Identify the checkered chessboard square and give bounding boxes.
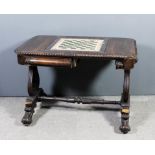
[50,38,104,52]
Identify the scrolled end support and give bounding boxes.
[22,65,46,126]
[119,69,131,134]
[115,58,136,70]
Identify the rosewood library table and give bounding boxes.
[15,35,137,134]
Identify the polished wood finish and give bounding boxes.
[15,35,137,134]
[38,96,120,105]
[120,70,130,133]
[16,35,137,68]
[21,56,75,67]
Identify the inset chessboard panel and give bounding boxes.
[50,38,104,52]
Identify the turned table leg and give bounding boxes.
[22,66,46,126]
[119,69,131,134]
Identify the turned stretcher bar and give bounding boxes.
[37,96,121,105]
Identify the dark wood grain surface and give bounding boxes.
[15,35,137,61]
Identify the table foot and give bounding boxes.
[22,111,33,126]
[120,124,130,134]
[21,102,36,126]
[120,112,130,134]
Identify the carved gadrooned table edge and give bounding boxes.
[15,35,137,134]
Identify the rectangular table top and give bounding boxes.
[15,35,137,61]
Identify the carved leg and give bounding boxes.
[22,66,45,126]
[120,70,131,134]
[22,97,37,125]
